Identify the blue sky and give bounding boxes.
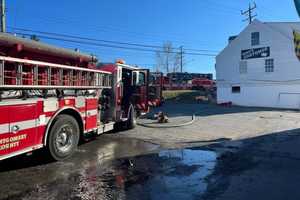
[6,0,300,75]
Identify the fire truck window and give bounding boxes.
[137,72,145,86]
[132,72,137,86]
[122,69,132,88]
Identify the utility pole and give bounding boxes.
[180,46,184,73]
[241,2,257,24]
[0,0,5,32]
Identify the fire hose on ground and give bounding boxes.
[136,114,196,129]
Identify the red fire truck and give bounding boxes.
[0,33,149,161]
[191,78,215,91]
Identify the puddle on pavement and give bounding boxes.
[2,148,217,200]
[119,149,218,200]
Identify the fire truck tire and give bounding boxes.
[47,114,80,161]
[127,106,136,129]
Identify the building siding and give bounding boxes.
[216,20,300,109]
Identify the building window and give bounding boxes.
[239,61,247,74]
[232,86,241,93]
[251,32,260,46]
[265,59,274,72]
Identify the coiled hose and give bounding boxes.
[137,114,196,128]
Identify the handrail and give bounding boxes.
[0,56,112,89]
[0,56,111,74]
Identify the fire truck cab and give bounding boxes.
[99,61,150,128]
[0,33,149,161]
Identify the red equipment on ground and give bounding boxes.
[0,33,149,161]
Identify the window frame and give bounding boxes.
[251,32,260,46]
[239,61,247,74]
[232,86,241,94]
[138,72,146,86]
[265,59,274,73]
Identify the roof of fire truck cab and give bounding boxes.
[117,63,142,70]
[98,63,142,71]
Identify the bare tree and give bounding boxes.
[173,52,181,72]
[155,42,175,73]
[155,42,185,74]
[155,51,164,72]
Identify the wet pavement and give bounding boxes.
[100,149,217,200]
[0,135,217,200]
[3,133,300,200]
[4,102,300,200]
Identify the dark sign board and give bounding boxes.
[241,47,270,60]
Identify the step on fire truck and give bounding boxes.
[0,33,149,161]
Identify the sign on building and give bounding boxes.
[241,47,270,60]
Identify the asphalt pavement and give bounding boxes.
[2,102,300,200]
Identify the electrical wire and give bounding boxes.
[9,31,217,57]
[8,26,220,53]
[6,5,238,47]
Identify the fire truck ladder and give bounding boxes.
[0,56,112,91]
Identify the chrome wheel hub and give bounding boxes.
[56,126,73,153]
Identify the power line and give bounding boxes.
[9,15,208,47]
[241,2,257,24]
[50,42,158,59]
[9,27,164,50]
[10,31,217,57]
[184,48,219,53]
[7,5,226,48]
[8,26,220,53]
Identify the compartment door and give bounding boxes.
[85,99,98,131]
[133,69,149,112]
[0,104,38,157]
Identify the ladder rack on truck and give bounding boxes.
[0,56,111,90]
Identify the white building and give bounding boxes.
[216,19,300,109]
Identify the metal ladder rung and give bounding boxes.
[0,61,4,85]
[0,59,112,89]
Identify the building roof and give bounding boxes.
[264,21,300,38]
[217,19,300,58]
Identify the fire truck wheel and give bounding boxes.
[47,115,80,161]
[127,107,136,129]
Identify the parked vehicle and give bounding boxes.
[191,78,215,91]
[0,34,149,161]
